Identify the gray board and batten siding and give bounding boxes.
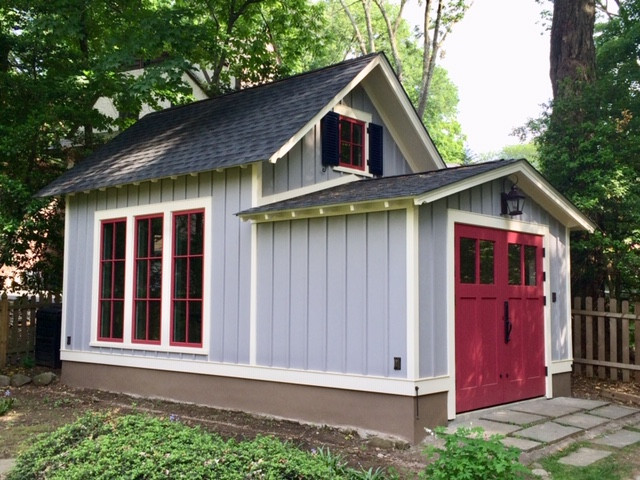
[64,168,254,363]
[255,210,407,378]
[65,168,571,378]
[261,86,412,197]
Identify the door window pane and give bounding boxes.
[479,240,495,284]
[508,243,522,285]
[460,237,476,283]
[525,245,537,286]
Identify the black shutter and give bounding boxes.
[368,122,383,176]
[321,111,340,167]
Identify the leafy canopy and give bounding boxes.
[534,0,640,298]
[0,0,322,294]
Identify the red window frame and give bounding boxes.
[170,209,204,347]
[98,218,126,342]
[339,116,366,170]
[132,215,163,344]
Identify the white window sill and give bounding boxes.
[89,341,208,355]
[333,166,374,178]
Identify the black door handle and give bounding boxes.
[504,301,512,344]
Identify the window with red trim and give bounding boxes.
[171,210,204,346]
[339,116,365,170]
[98,219,126,341]
[133,215,163,344]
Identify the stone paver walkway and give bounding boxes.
[448,397,640,470]
[0,459,15,479]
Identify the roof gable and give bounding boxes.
[39,53,444,197]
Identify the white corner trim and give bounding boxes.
[249,223,258,365]
[60,198,72,353]
[60,350,451,397]
[565,227,573,361]
[406,205,420,380]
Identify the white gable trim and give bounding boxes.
[268,54,445,173]
[361,59,445,172]
[268,56,381,165]
[414,160,596,232]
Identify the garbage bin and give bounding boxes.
[35,304,62,368]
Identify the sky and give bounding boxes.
[407,0,553,156]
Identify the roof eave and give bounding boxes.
[239,197,414,223]
[414,159,596,232]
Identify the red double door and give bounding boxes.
[455,223,546,413]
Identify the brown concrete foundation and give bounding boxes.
[552,371,572,398]
[62,361,448,443]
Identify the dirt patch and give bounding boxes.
[0,368,427,476]
[2,369,640,477]
[571,374,640,406]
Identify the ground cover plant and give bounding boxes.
[421,426,529,479]
[6,412,394,479]
[0,390,13,416]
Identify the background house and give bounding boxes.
[39,53,594,443]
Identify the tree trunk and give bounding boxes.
[550,0,596,99]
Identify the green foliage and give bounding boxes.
[539,441,630,480]
[532,0,640,298]
[20,356,35,369]
[420,426,529,480]
[7,412,395,479]
[0,390,14,416]
[315,0,467,164]
[0,0,322,295]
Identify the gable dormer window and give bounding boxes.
[321,107,383,177]
[339,116,365,170]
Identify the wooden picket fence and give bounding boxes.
[0,292,60,368]
[572,297,640,383]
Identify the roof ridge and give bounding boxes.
[141,53,383,120]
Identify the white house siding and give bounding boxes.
[255,210,407,378]
[260,86,412,197]
[417,178,572,378]
[63,168,253,363]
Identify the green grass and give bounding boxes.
[538,442,633,480]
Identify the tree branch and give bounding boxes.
[339,0,368,55]
[372,0,403,81]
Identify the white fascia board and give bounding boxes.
[413,161,596,232]
[361,60,446,172]
[241,198,413,224]
[268,56,382,164]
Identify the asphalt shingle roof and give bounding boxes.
[238,159,522,216]
[39,54,382,197]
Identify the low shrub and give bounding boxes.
[0,390,14,416]
[421,426,529,479]
[7,412,393,479]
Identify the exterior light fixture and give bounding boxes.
[501,177,526,216]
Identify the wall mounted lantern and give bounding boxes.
[501,177,526,216]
